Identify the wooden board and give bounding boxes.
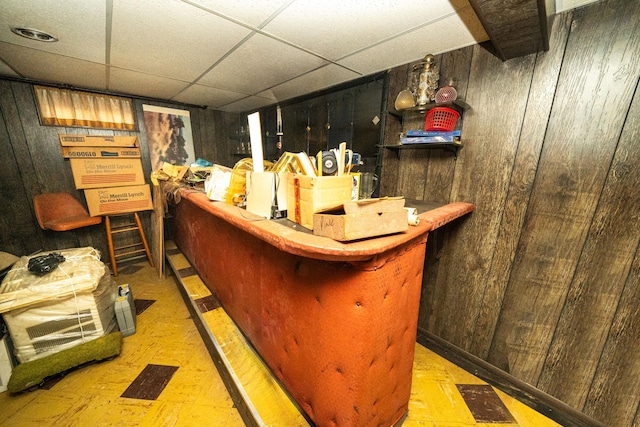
[428,46,537,349]
[150,183,164,278]
[489,0,640,394]
[0,81,44,256]
[469,11,571,359]
[469,0,553,60]
[534,2,640,417]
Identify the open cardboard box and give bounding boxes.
[313,197,408,241]
[287,174,353,230]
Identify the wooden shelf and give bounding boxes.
[381,141,462,159]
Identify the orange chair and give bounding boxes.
[33,192,102,231]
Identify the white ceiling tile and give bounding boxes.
[258,64,360,102]
[0,58,19,78]
[109,67,191,101]
[0,0,559,111]
[197,33,329,94]
[0,42,107,89]
[0,0,106,63]
[262,0,465,60]
[556,0,602,12]
[184,0,291,27]
[171,83,248,108]
[219,95,278,113]
[338,6,487,76]
[111,0,252,81]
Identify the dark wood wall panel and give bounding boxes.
[383,0,639,423]
[378,63,408,197]
[537,11,640,409]
[429,46,536,347]
[0,81,234,263]
[0,82,42,256]
[422,47,473,205]
[469,11,571,360]
[489,0,640,387]
[583,246,640,425]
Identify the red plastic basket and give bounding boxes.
[424,107,459,131]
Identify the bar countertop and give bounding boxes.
[175,188,474,262]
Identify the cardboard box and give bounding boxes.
[70,158,145,189]
[59,135,139,147]
[287,174,353,230]
[61,146,141,158]
[313,197,408,241]
[84,184,153,216]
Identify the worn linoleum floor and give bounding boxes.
[0,259,560,426]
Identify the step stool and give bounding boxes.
[105,212,154,276]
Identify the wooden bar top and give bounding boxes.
[176,187,474,262]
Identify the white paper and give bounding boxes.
[248,112,264,173]
[246,171,275,218]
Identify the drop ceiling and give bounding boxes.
[0,0,599,113]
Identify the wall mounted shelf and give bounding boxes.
[381,141,462,159]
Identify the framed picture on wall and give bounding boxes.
[142,105,195,171]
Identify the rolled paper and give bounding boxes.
[405,207,419,226]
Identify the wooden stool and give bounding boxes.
[105,212,154,276]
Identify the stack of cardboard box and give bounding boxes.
[59,135,152,216]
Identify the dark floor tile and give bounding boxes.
[117,264,144,275]
[195,294,221,313]
[120,364,179,400]
[457,384,516,423]
[177,266,197,278]
[39,373,66,390]
[134,299,156,315]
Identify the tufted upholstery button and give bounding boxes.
[174,196,430,427]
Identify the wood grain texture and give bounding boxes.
[470,0,551,60]
[489,0,640,388]
[535,5,640,417]
[427,46,535,348]
[581,248,640,425]
[379,65,408,197]
[469,12,571,359]
[0,81,43,255]
[0,83,231,265]
[423,47,473,204]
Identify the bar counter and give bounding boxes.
[171,188,473,426]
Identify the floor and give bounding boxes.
[0,253,561,427]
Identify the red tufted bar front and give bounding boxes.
[172,189,473,426]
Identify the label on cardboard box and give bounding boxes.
[70,158,145,189]
[61,146,141,158]
[59,135,139,147]
[84,184,153,216]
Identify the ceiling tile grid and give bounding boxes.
[0,0,598,112]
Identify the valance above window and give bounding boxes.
[34,85,136,130]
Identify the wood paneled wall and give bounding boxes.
[382,1,640,425]
[0,80,235,263]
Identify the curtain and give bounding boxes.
[34,86,136,130]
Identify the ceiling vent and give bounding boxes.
[10,27,58,42]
